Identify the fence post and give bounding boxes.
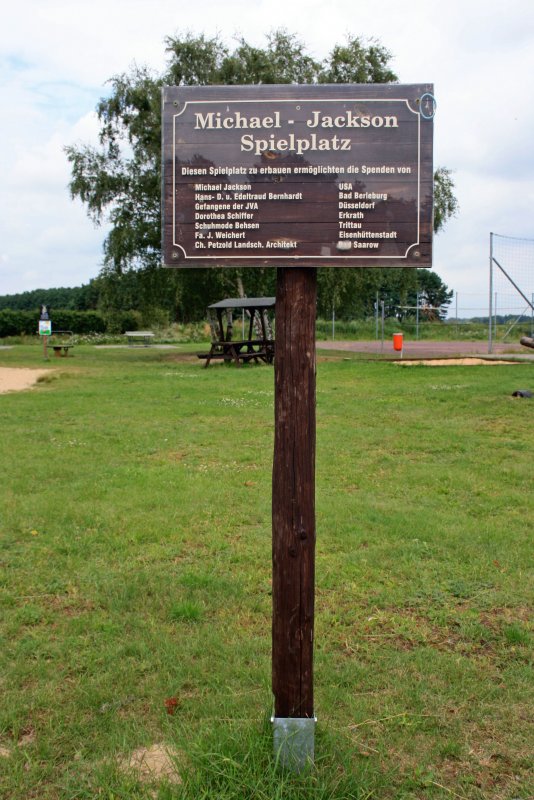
[332,304,335,341]
[489,232,494,354]
[381,301,385,353]
[375,292,379,340]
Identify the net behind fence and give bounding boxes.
[490,233,534,345]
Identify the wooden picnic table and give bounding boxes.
[198,297,275,368]
[48,330,75,357]
[125,331,155,347]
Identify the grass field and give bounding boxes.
[0,344,532,799]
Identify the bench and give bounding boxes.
[48,330,74,357]
[51,344,74,357]
[125,331,155,347]
[197,339,274,367]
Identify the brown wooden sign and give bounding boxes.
[161,82,436,767]
[162,84,434,268]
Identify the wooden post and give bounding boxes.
[272,266,316,727]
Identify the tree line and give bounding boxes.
[0,285,98,313]
[0,265,452,330]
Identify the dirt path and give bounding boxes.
[0,367,52,394]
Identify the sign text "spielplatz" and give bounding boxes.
[194,110,399,157]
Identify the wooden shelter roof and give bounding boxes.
[208,297,275,310]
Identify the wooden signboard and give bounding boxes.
[161,82,434,770]
[161,84,434,269]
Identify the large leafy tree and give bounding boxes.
[66,30,457,323]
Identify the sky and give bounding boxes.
[1,0,534,318]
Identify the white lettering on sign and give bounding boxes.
[241,133,351,156]
[193,109,399,155]
[306,111,398,129]
[194,111,282,129]
[164,85,434,266]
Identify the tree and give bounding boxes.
[319,35,397,84]
[66,30,458,322]
[413,269,454,319]
[433,166,459,233]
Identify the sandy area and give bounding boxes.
[397,358,522,366]
[0,367,53,394]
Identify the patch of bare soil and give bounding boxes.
[118,743,182,785]
[0,728,36,759]
[0,367,53,394]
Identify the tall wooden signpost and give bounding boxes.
[162,83,434,769]
[39,305,51,361]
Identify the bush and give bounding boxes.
[51,310,106,334]
[0,309,107,337]
[102,310,142,334]
[0,310,39,337]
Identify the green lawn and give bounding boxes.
[0,344,532,799]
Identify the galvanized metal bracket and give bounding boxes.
[272,716,317,772]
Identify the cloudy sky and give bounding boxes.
[1,0,534,317]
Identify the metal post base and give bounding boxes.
[272,716,316,772]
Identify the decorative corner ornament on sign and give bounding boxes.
[419,93,437,120]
